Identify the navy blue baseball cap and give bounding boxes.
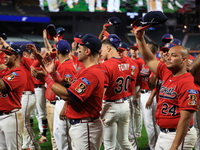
[106,34,121,50]
[160,43,175,52]
[77,34,102,53]
[132,11,168,31]
[161,34,173,43]
[20,45,31,53]
[118,42,130,51]
[56,40,71,53]
[105,17,121,27]
[56,27,65,37]
[171,38,182,46]
[130,42,138,50]
[1,44,23,57]
[74,32,84,43]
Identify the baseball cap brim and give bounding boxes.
[0,49,15,54]
[74,37,82,43]
[105,23,112,27]
[118,47,127,51]
[76,39,84,44]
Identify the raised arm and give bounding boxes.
[132,28,159,75]
[99,23,109,41]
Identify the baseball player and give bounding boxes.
[129,43,144,138]
[20,47,40,150]
[31,54,59,150]
[33,45,48,144]
[133,27,199,149]
[0,39,26,150]
[29,39,75,150]
[100,34,134,150]
[138,41,159,150]
[117,42,139,149]
[32,34,104,149]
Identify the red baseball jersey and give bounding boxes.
[0,66,27,112]
[156,62,199,128]
[126,57,139,96]
[57,58,76,84]
[139,64,151,90]
[71,55,85,73]
[67,64,104,119]
[133,57,145,86]
[21,57,35,92]
[101,57,132,100]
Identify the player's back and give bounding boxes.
[101,57,132,100]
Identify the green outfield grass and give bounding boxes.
[33,117,149,150]
[43,0,186,13]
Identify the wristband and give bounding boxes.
[51,71,62,83]
[44,74,55,88]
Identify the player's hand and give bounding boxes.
[136,90,141,99]
[59,105,67,120]
[30,66,46,81]
[43,29,47,39]
[53,36,59,43]
[42,56,56,74]
[71,42,76,51]
[145,99,153,109]
[187,59,193,71]
[133,99,138,108]
[130,27,145,41]
[103,23,109,31]
[0,37,4,45]
[26,44,38,56]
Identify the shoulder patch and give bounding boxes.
[12,72,18,76]
[188,94,197,105]
[64,74,72,77]
[188,89,198,94]
[75,83,86,94]
[81,78,91,85]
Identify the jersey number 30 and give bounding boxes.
[114,76,131,94]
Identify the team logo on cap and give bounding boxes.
[75,83,86,94]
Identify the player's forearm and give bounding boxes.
[51,83,72,101]
[136,37,154,63]
[44,74,72,101]
[189,54,200,82]
[136,37,158,74]
[0,79,9,92]
[170,110,194,149]
[148,75,157,89]
[44,37,52,51]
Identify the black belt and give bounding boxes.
[0,109,19,116]
[69,117,99,125]
[160,125,193,133]
[0,111,12,116]
[34,84,44,88]
[50,101,56,105]
[140,89,150,94]
[104,97,128,103]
